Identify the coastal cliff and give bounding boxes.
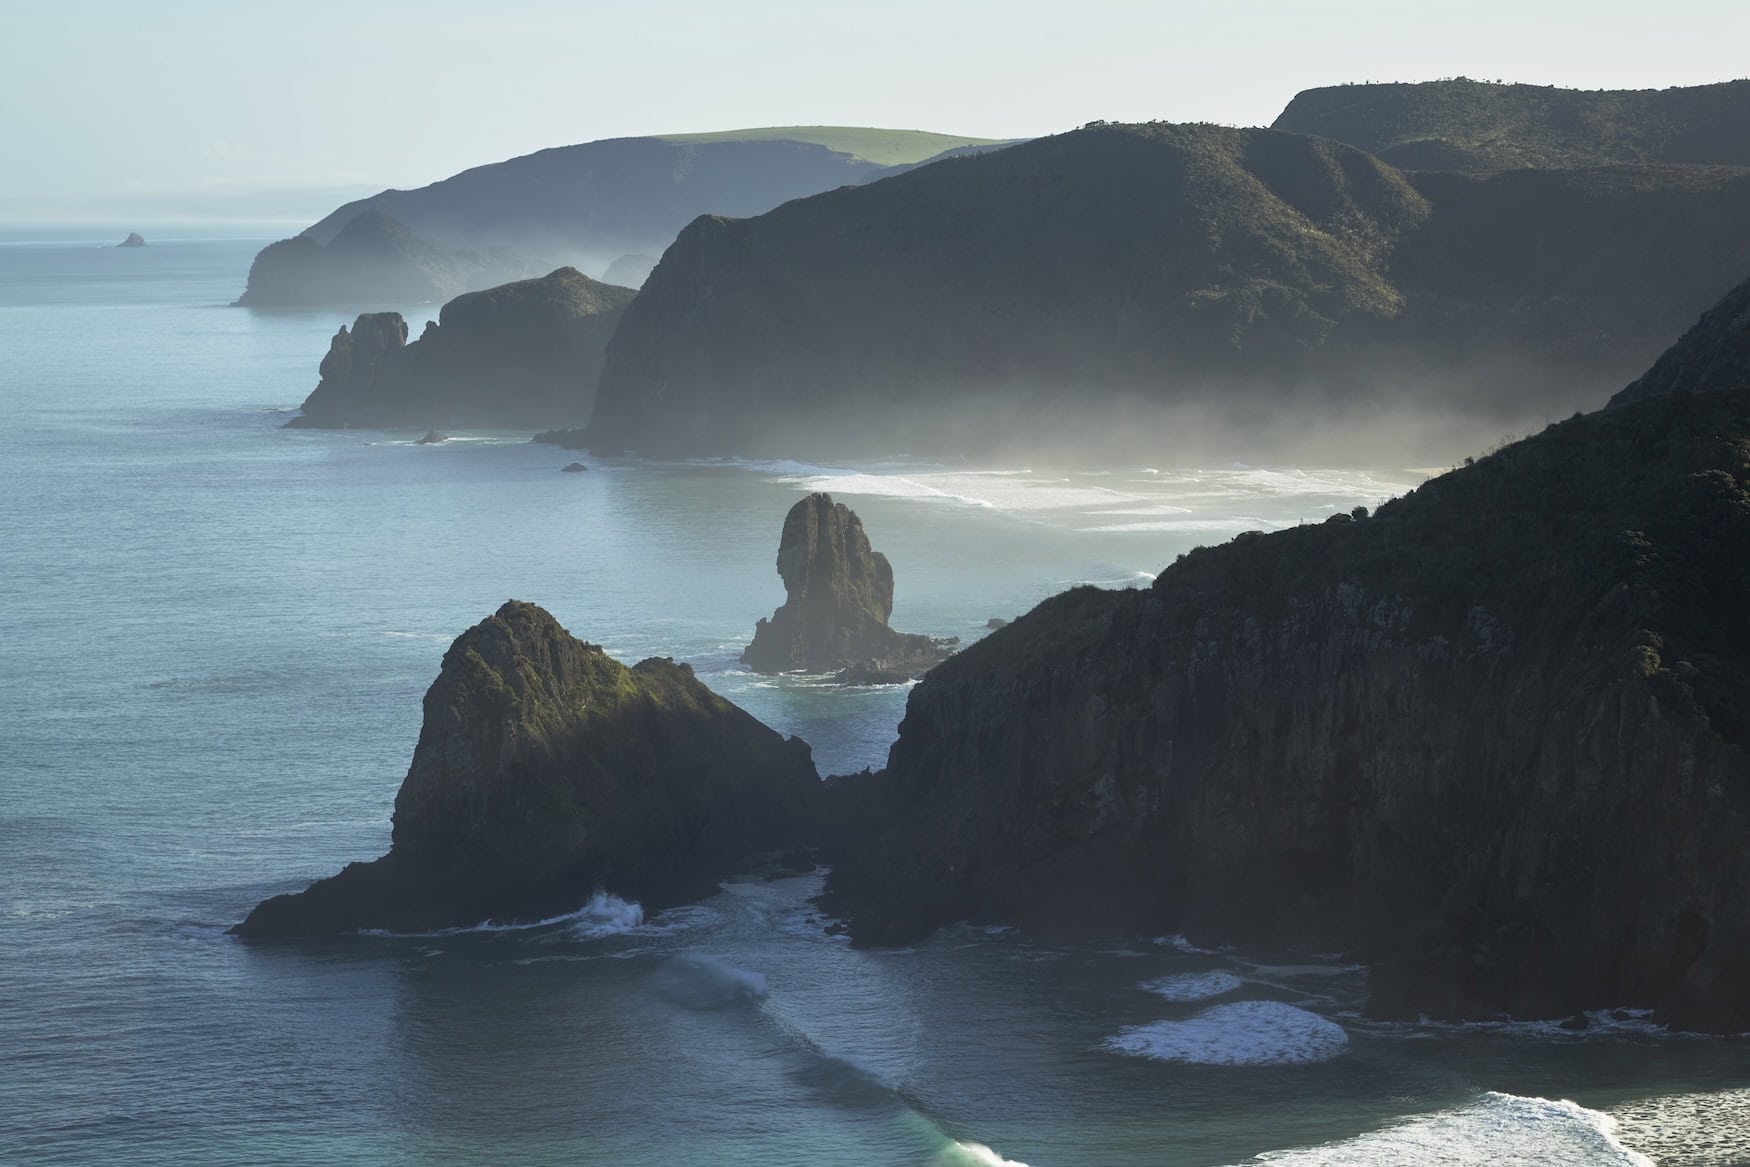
[287,267,635,429]
[234,601,819,936]
[743,493,952,681]
[822,389,1750,1031]
[583,121,1750,460]
[237,210,537,308]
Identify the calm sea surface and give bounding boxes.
[1,225,1745,1166]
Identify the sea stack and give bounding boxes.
[742,493,953,683]
[117,232,145,248]
[233,601,820,937]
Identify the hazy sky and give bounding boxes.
[5,0,1747,219]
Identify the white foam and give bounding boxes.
[1142,970,1244,1002]
[1606,1086,1750,1167]
[651,952,769,1008]
[564,890,646,938]
[1105,1000,1349,1066]
[1239,1092,1653,1166]
[1154,934,1220,955]
[934,1140,1033,1166]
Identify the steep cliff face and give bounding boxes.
[583,121,1750,460]
[234,601,819,936]
[1611,273,1750,406]
[742,493,951,680]
[286,267,635,429]
[1273,79,1750,171]
[236,210,537,308]
[823,390,1750,1031]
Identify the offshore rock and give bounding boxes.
[822,389,1750,1032]
[233,601,819,936]
[285,267,635,429]
[117,232,145,247]
[1610,272,1750,406]
[742,493,952,681]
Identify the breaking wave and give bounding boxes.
[1106,1000,1349,1066]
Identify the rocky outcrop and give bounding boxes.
[743,493,952,682]
[582,121,1750,461]
[1273,79,1750,171]
[117,232,145,247]
[236,210,537,308]
[822,389,1750,1032]
[285,267,636,429]
[1611,272,1750,406]
[233,601,819,937]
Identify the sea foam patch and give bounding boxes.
[1142,970,1243,1002]
[1238,1092,1653,1166]
[1106,1000,1349,1066]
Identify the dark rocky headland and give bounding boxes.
[583,118,1750,460]
[819,382,1750,1031]
[233,601,819,937]
[742,493,953,683]
[286,267,635,430]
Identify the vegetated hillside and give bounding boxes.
[236,209,537,307]
[288,267,636,429]
[1272,78,1750,171]
[822,386,1750,1032]
[1612,271,1750,406]
[583,121,1750,460]
[302,128,1005,261]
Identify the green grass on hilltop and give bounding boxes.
[650,126,1005,166]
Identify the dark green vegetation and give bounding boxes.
[233,601,819,937]
[586,121,1750,460]
[236,209,537,307]
[287,267,635,429]
[822,387,1750,1031]
[242,128,1007,307]
[1273,79,1750,171]
[742,493,953,683]
[1613,272,1750,406]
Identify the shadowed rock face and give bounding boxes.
[1611,273,1750,406]
[821,388,1750,1032]
[233,601,819,937]
[285,267,635,429]
[742,493,952,682]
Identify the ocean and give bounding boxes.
[1,225,1745,1166]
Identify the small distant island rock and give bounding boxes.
[117,232,145,248]
[561,462,588,472]
[285,266,636,430]
[742,493,954,683]
[232,601,820,937]
[415,429,448,445]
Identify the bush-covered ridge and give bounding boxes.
[1273,78,1750,171]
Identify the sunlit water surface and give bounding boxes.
[2,226,1745,1166]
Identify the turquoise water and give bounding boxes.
[2,226,1746,1166]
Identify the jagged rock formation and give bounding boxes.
[286,267,635,429]
[583,121,1750,461]
[1273,79,1750,171]
[821,387,1750,1032]
[236,210,538,308]
[242,129,1007,307]
[743,493,952,682]
[117,232,145,248]
[233,601,819,937]
[1611,272,1750,406]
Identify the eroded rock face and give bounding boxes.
[742,493,951,681]
[822,390,1750,1032]
[285,267,635,429]
[233,601,819,936]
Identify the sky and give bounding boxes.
[4,0,1748,221]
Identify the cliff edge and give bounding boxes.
[822,388,1750,1031]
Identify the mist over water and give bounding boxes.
[3,229,1748,1166]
